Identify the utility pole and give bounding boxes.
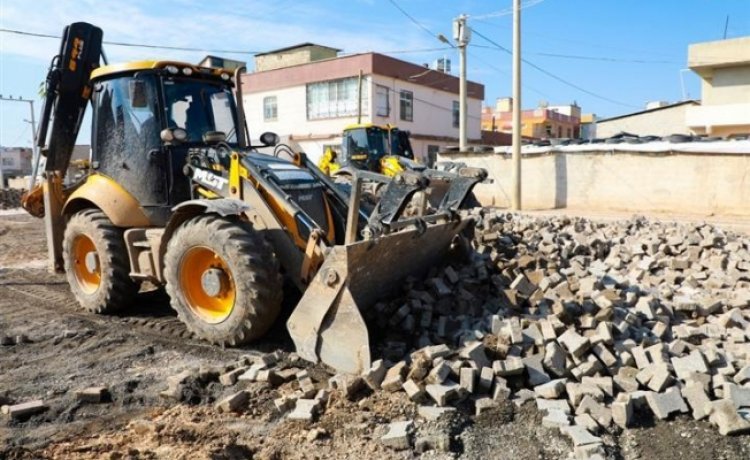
[357,69,364,125]
[454,14,471,151]
[511,0,522,210]
[0,95,39,189]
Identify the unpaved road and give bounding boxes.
[1,212,749,459]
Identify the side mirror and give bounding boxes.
[129,80,148,108]
[260,131,280,147]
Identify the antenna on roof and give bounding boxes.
[723,15,729,39]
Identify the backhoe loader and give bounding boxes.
[22,22,486,374]
[318,123,420,177]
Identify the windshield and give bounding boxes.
[163,78,238,144]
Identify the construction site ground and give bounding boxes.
[1,209,749,459]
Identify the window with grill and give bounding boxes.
[263,96,278,121]
[306,77,368,120]
[399,90,413,122]
[375,85,390,117]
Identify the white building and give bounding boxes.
[241,45,484,163]
[0,146,32,187]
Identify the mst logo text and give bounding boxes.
[193,169,229,189]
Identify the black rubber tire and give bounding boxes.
[62,209,139,314]
[163,214,283,345]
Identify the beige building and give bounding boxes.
[595,101,698,138]
[686,36,750,137]
[254,43,340,72]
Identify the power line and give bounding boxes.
[471,0,546,20]
[0,27,262,54]
[469,27,639,108]
[385,0,454,46]
[1,27,453,60]
[383,0,551,100]
[470,44,681,64]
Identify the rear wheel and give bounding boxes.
[163,214,282,345]
[62,209,139,313]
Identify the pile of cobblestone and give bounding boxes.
[0,188,24,210]
[162,212,750,458]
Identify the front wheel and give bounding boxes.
[163,214,283,346]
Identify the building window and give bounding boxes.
[1,157,13,167]
[375,85,390,117]
[263,96,278,121]
[452,101,459,128]
[399,90,413,122]
[306,77,368,120]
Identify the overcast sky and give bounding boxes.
[1,0,749,147]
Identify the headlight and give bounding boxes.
[220,73,230,81]
[182,67,193,76]
[173,128,188,142]
[166,65,179,74]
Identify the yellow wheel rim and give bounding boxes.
[179,246,236,324]
[72,234,101,294]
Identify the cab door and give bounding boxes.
[91,74,169,214]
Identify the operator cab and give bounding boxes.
[89,62,238,224]
[340,125,389,172]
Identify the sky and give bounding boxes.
[1,0,749,148]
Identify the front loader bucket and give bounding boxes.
[287,218,468,374]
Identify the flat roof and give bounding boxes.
[255,43,342,57]
[242,52,484,99]
[597,100,699,124]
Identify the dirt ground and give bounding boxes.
[1,210,749,459]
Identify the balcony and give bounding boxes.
[686,103,750,134]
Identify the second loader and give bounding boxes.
[23,22,487,374]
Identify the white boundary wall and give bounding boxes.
[440,141,750,216]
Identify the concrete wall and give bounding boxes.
[440,149,750,216]
[703,66,750,105]
[596,104,695,138]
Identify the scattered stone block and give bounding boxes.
[523,353,551,386]
[363,359,387,390]
[75,386,109,403]
[558,329,590,357]
[543,341,568,378]
[646,387,689,419]
[219,368,246,386]
[681,382,712,420]
[725,383,750,409]
[542,409,571,428]
[612,396,633,428]
[417,405,455,421]
[380,421,413,450]
[561,425,601,447]
[709,399,750,435]
[382,361,407,392]
[425,380,460,406]
[4,400,47,419]
[535,379,566,399]
[403,379,426,402]
[215,391,248,413]
[460,367,476,394]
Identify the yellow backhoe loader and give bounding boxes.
[22,22,486,374]
[318,123,420,177]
